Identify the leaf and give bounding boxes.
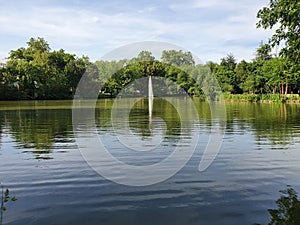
[11,196,17,201]
[4,189,9,197]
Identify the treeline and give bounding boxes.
[95,50,201,97]
[1,38,299,100]
[95,45,300,98]
[209,46,300,96]
[0,38,90,100]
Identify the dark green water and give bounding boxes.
[0,99,300,225]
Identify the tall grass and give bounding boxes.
[223,93,300,103]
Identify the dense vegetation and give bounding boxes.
[1,38,299,101]
[0,38,90,100]
[0,0,299,100]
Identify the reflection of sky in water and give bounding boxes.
[0,100,300,225]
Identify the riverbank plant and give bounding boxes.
[223,93,300,103]
[1,185,17,225]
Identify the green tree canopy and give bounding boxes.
[256,41,272,61]
[0,37,90,100]
[257,0,300,64]
[161,50,195,66]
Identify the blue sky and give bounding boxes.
[0,0,273,63]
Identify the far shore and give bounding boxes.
[1,93,300,104]
[224,99,300,104]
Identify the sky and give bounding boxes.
[0,0,273,63]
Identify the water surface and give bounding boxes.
[0,99,300,225]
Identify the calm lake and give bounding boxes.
[0,99,300,225]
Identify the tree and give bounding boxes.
[256,41,272,61]
[27,37,50,53]
[257,0,300,93]
[98,50,200,97]
[220,54,237,71]
[215,54,237,93]
[161,50,195,66]
[136,51,155,62]
[261,57,284,94]
[205,61,218,74]
[2,37,90,100]
[257,0,300,64]
[235,60,251,93]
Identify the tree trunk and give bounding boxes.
[285,80,288,95]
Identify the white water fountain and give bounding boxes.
[148,76,154,122]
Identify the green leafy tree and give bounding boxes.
[161,50,195,66]
[220,53,237,71]
[2,37,90,100]
[136,51,155,62]
[235,60,251,93]
[249,60,268,94]
[257,0,300,93]
[261,57,284,94]
[215,54,237,93]
[257,0,300,64]
[256,41,272,61]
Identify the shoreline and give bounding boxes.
[224,99,300,104]
[222,93,300,104]
[1,97,300,104]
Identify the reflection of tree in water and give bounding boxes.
[128,98,181,138]
[0,111,4,151]
[225,103,300,148]
[5,109,73,159]
[2,100,300,160]
[96,100,300,147]
[95,98,186,139]
[255,187,300,225]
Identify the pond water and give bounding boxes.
[0,99,300,225]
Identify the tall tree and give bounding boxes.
[256,41,272,61]
[215,54,237,93]
[27,37,50,53]
[257,0,300,64]
[235,60,251,93]
[161,50,195,66]
[257,0,300,94]
[136,51,155,62]
[2,37,90,100]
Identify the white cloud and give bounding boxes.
[0,0,272,62]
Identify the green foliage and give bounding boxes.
[161,50,195,66]
[0,37,90,100]
[257,0,300,95]
[268,187,300,225]
[257,0,300,64]
[136,51,155,62]
[96,47,299,100]
[1,35,299,100]
[98,50,201,97]
[256,41,272,61]
[214,54,238,93]
[223,93,295,103]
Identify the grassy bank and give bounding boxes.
[223,93,300,103]
[224,93,300,104]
